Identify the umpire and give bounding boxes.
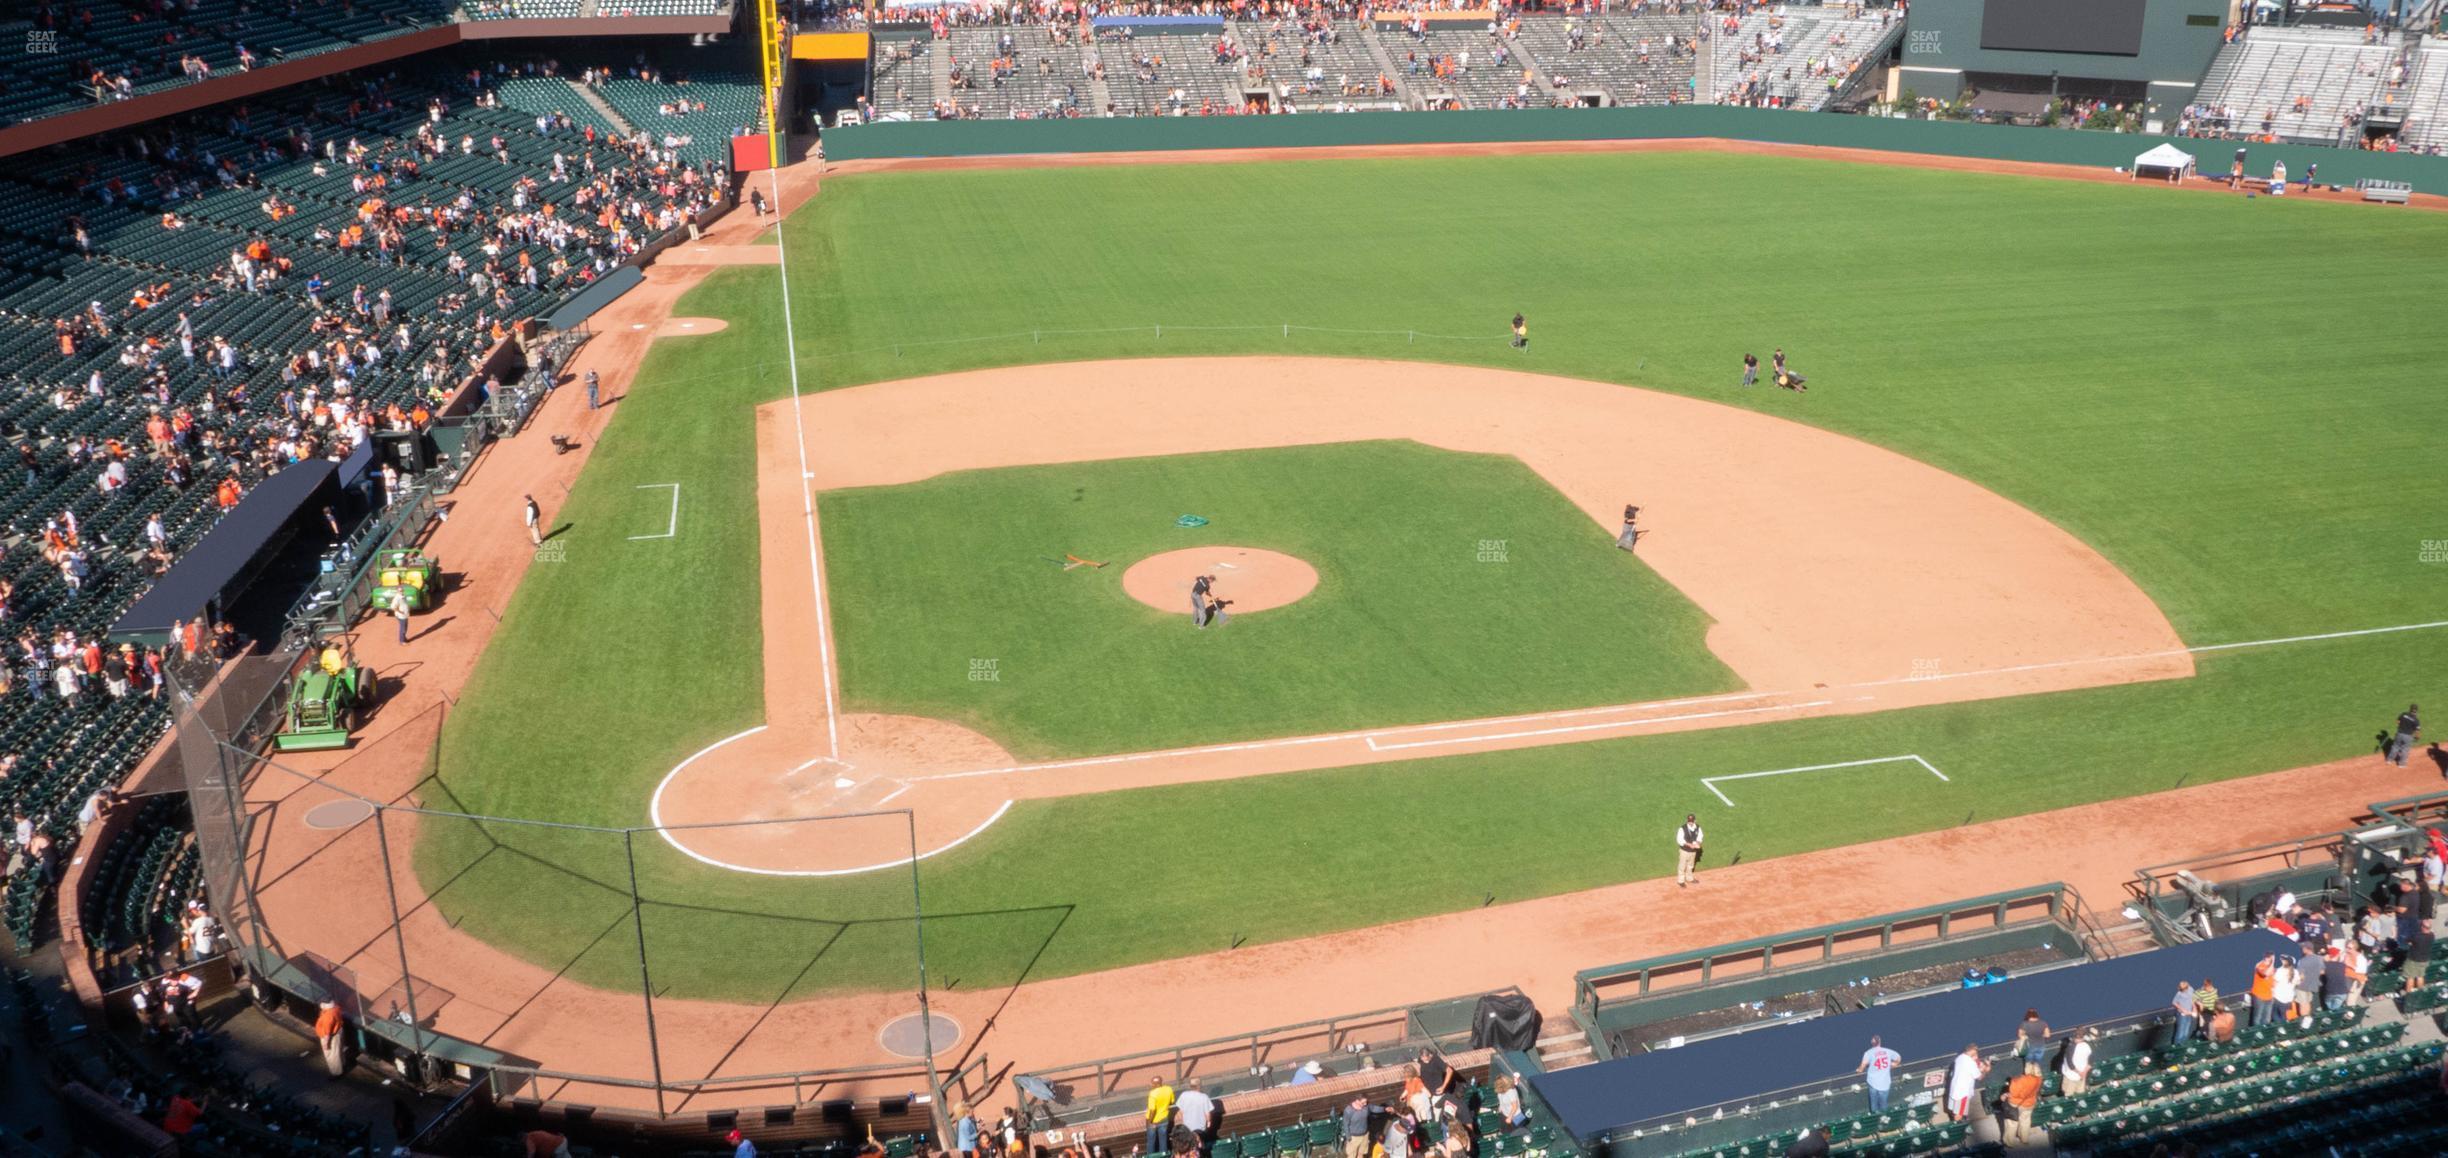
[2385,704,2421,768]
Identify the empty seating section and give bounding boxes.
[597,0,734,14]
[1711,9,1884,111]
[1511,17,1688,106]
[1413,28,1536,110]
[1241,20,1391,109]
[2401,46,2448,152]
[942,28,1086,120]
[463,0,588,18]
[493,76,626,141]
[2193,29,2406,144]
[869,37,937,114]
[594,71,768,164]
[81,795,196,980]
[1094,32,1242,117]
[1,1,458,128]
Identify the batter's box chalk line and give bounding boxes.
[1701,754,1948,808]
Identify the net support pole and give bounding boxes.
[908,810,949,1133]
[624,831,672,1119]
[370,807,430,1065]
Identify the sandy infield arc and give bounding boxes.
[649,356,2191,875]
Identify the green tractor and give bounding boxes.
[273,644,376,752]
[372,547,441,614]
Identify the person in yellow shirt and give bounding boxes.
[1145,1075,1176,1156]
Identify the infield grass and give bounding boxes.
[820,441,1734,757]
[425,150,2448,1003]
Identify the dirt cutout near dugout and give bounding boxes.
[1122,546,1320,615]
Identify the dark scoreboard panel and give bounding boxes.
[1980,0,2149,55]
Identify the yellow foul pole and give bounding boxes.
[756,0,783,167]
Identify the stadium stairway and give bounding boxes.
[1358,27,1421,110]
[577,83,639,138]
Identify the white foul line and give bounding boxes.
[1365,699,1834,752]
[627,483,681,540]
[2184,619,2448,654]
[767,167,843,761]
[871,616,2448,792]
[1702,754,1949,808]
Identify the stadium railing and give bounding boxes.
[2124,820,2424,946]
[1015,987,1524,1132]
[1570,882,2090,1060]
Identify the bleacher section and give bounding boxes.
[1415,28,1540,110]
[1712,7,1891,112]
[869,36,937,115]
[2401,44,2448,151]
[2193,28,2408,145]
[1508,16,1689,107]
[943,28,1087,120]
[1239,19,1397,111]
[1094,30,1244,118]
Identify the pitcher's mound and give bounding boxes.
[1122,547,1319,615]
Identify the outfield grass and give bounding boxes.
[425,150,2448,1003]
[821,441,1734,757]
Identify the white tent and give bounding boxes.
[2131,143,2196,183]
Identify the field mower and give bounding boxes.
[273,642,375,752]
[372,547,441,614]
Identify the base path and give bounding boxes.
[654,356,2190,874]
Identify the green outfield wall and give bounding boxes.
[823,105,2448,193]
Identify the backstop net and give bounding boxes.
[171,660,952,1120]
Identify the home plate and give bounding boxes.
[834,777,857,789]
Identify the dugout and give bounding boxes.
[1570,884,2103,1062]
[1015,987,1531,1137]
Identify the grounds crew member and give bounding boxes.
[1676,813,1704,888]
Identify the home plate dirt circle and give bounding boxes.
[652,712,1018,875]
[1122,546,1320,615]
[301,799,376,830]
[878,1012,963,1059]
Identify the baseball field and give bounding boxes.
[412,145,2446,1020]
